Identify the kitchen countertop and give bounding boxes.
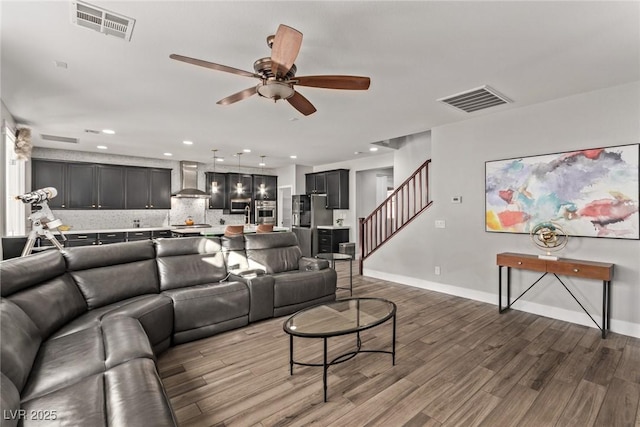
[317,225,351,230]
[52,226,171,235]
[173,225,290,235]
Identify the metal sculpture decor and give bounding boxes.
[485,144,639,240]
[530,221,569,260]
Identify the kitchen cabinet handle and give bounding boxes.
[77,235,88,239]
[92,204,96,208]
[98,205,102,208]
[134,232,143,236]
[61,204,66,208]
[106,234,116,237]
[150,205,154,208]
[145,205,149,208]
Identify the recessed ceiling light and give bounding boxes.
[216,158,224,162]
[164,152,173,156]
[290,155,297,159]
[102,129,115,135]
[97,145,107,150]
[259,162,266,166]
[243,149,251,153]
[369,147,379,152]
[183,140,193,145]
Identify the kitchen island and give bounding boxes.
[171,225,289,237]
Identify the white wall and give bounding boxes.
[1,100,18,236]
[365,81,640,338]
[393,130,432,187]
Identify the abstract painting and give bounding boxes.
[485,144,639,239]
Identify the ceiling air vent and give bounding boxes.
[41,134,79,144]
[438,85,511,113]
[70,1,136,41]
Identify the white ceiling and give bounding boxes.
[2,1,639,168]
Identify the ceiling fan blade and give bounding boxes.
[271,25,303,78]
[170,54,261,79]
[287,90,317,116]
[217,86,258,105]
[294,75,371,90]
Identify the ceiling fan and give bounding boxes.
[170,24,371,116]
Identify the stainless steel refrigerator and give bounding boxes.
[292,194,332,256]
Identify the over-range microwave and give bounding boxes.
[229,198,251,214]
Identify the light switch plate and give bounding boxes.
[451,196,462,203]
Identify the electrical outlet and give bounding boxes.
[435,266,441,275]
[451,196,462,203]
[435,220,446,228]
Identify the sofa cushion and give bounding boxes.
[221,235,249,271]
[272,268,337,308]
[155,237,227,291]
[1,372,20,427]
[21,317,155,402]
[244,232,299,250]
[244,232,302,274]
[63,241,159,309]
[163,281,249,332]
[105,359,177,426]
[20,373,106,427]
[8,273,87,340]
[0,299,41,392]
[0,250,66,297]
[51,295,173,354]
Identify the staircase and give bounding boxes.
[358,159,432,274]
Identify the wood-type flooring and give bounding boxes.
[158,263,640,426]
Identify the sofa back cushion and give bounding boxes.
[244,232,302,274]
[1,250,87,339]
[155,237,227,291]
[63,240,159,310]
[1,372,20,427]
[0,250,66,297]
[0,299,42,392]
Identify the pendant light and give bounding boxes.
[211,149,219,193]
[259,156,266,195]
[236,152,243,194]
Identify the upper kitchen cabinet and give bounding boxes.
[325,169,349,209]
[305,169,349,209]
[32,159,67,209]
[67,163,125,209]
[305,172,326,195]
[253,175,277,200]
[226,173,253,200]
[205,172,227,209]
[32,160,170,210]
[125,167,171,209]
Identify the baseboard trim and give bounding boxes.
[363,268,640,339]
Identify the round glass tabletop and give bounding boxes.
[283,298,396,338]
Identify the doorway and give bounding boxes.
[277,185,292,227]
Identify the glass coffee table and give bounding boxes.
[283,298,397,402]
[316,252,353,295]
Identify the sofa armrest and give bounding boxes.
[298,257,329,271]
[229,268,267,278]
[229,273,274,322]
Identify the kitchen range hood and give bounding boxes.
[171,161,210,198]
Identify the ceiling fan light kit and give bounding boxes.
[170,24,371,116]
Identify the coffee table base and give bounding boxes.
[288,315,396,402]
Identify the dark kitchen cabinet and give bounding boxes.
[67,163,96,209]
[253,175,277,200]
[96,165,125,209]
[33,160,170,210]
[205,172,228,209]
[305,169,349,209]
[325,169,349,209]
[317,228,349,254]
[226,173,253,200]
[305,172,326,195]
[32,160,67,209]
[125,167,171,209]
[149,169,171,209]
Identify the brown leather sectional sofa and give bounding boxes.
[0,232,336,426]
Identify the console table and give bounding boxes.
[496,252,614,338]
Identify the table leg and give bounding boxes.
[607,281,611,335]
[289,334,294,375]
[349,258,353,296]
[323,338,328,402]
[392,312,396,366]
[498,266,503,312]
